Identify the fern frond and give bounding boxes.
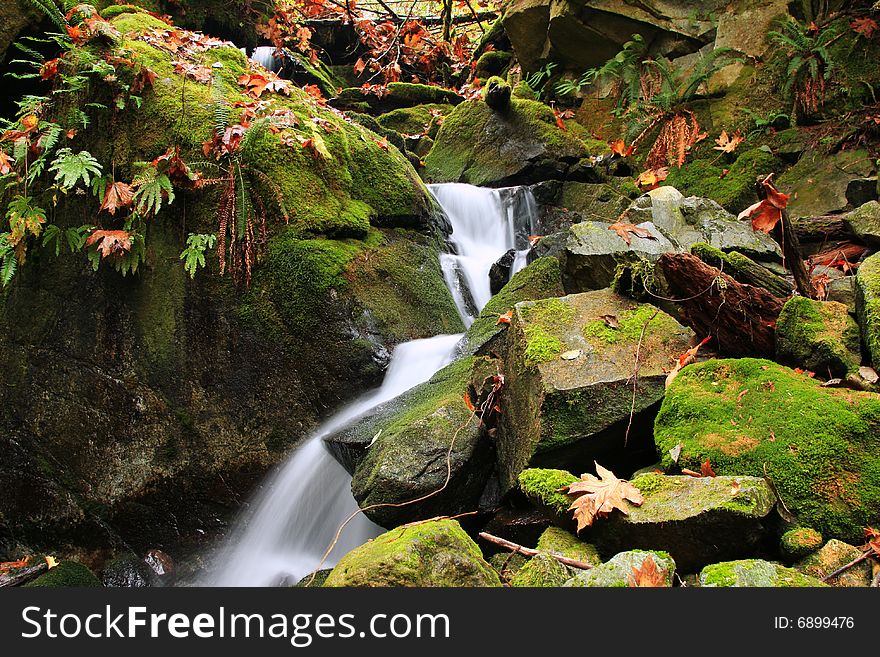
[22,0,68,32]
[48,148,103,189]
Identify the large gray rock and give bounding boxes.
[796,539,873,588]
[339,357,496,528]
[589,473,777,572]
[777,149,875,219]
[498,290,694,492]
[564,550,675,587]
[856,252,880,370]
[845,200,880,247]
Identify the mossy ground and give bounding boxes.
[582,304,681,347]
[655,358,880,542]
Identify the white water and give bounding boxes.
[199,183,538,586]
[250,46,281,73]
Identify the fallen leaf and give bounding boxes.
[496,310,513,325]
[100,181,134,215]
[598,314,619,329]
[636,167,669,190]
[701,458,716,477]
[609,139,635,157]
[85,229,131,258]
[0,556,30,573]
[858,366,879,384]
[608,222,656,246]
[528,235,543,247]
[666,336,711,387]
[564,462,644,531]
[463,391,476,413]
[45,556,58,569]
[0,150,14,175]
[730,480,741,495]
[852,17,879,38]
[560,349,582,360]
[627,556,666,587]
[669,442,682,463]
[738,178,789,233]
[713,129,745,154]
[681,468,701,477]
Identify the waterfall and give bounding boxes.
[198,183,538,586]
[250,46,282,73]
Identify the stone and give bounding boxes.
[780,528,824,561]
[489,249,517,296]
[338,357,496,527]
[509,554,571,587]
[845,178,879,208]
[25,561,102,588]
[323,519,502,587]
[499,291,694,492]
[102,554,154,588]
[828,277,857,313]
[856,252,880,369]
[656,358,880,543]
[796,539,872,587]
[776,297,861,377]
[474,50,513,79]
[589,474,777,572]
[518,468,579,519]
[699,560,827,587]
[777,149,875,219]
[488,552,528,583]
[484,76,512,112]
[564,550,675,587]
[329,82,464,114]
[844,200,880,247]
[536,527,601,565]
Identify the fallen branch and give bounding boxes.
[300,12,498,29]
[478,532,595,570]
[624,308,660,445]
[820,550,873,582]
[0,562,48,588]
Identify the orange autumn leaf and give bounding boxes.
[564,462,644,531]
[85,230,131,258]
[528,235,543,247]
[463,391,476,413]
[40,58,60,80]
[100,181,134,215]
[666,336,711,387]
[496,310,513,325]
[354,58,366,75]
[636,167,669,190]
[609,139,635,157]
[738,177,789,233]
[713,129,745,154]
[627,556,667,587]
[0,556,30,573]
[0,150,14,175]
[608,222,656,246]
[851,17,879,39]
[701,458,717,477]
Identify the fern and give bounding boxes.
[21,0,68,32]
[42,223,93,255]
[180,233,217,278]
[0,236,17,286]
[6,195,48,242]
[48,148,103,189]
[132,165,175,216]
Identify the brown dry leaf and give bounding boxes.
[565,462,644,531]
[528,235,543,247]
[608,222,656,246]
[681,468,701,477]
[598,314,619,329]
[700,458,716,477]
[45,556,58,569]
[0,150,14,175]
[666,336,711,387]
[496,310,513,325]
[100,181,134,215]
[713,129,744,154]
[0,556,30,573]
[738,178,790,233]
[85,230,131,258]
[636,167,669,190]
[463,391,476,413]
[609,139,635,157]
[627,556,667,587]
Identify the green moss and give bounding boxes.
[781,528,824,560]
[509,553,569,587]
[474,51,512,78]
[323,518,502,587]
[536,527,601,565]
[582,304,680,345]
[101,4,150,19]
[287,51,343,97]
[518,468,577,515]
[511,81,537,100]
[857,253,880,370]
[700,559,826,587]
[690,242,791,298]
[376,104,451,137]
[523,326,563,365]
[776,297,861,376]
[518,297,577,365]
[656,358,880,542]
[25,561,101,587]
[565,550,675,587]
[664,148,781,212]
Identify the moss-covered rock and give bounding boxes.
[0,0,41,63]
[518,468,578,517]
[857,252,880,370]
[509,553,570,587]
[25,561,102,587]
[780,528,823,561]
[339,357,496,527]
[323,519,502,587]
[488,551,528,583]
[462,256,566,354]
[424,97,594,186]
[294,569,333,587]
[795,539,872,587]
[475,50,513,79]
[331,83,463,114]
[664,148,782,213]
[589,474,777,572]
[776,297,861,377]
[376,104,451,138]
[699,559,827,587]
[499,291,693,493]
[564,550,675,587]
[655,358,880,542]
[691,243,791,298]
[536,526,600,564]
[844,200,880,247]
[777,149,875,219]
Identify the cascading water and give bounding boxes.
[250,46,282,73]
[198,183,539,586]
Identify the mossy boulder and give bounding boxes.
[845,201,880,247]
[857,252,880,370]
[330,83,464,114]
[690,243,791,298]
[795,539,872,587]
[777,149,875,219]
[488,552,528,583]
[510,526,601,587]
[655,358,880,543]
[376,104,451,138]
[509,554,570,587]
[776,297,861,378]
[518,468,578,518]
[780,528,823,561]
[0,0,41,62]
[536,526,600,564]
[664,148,782,213]
[424,97,594,186]
[499,291,694,493]
[462,256,566,355]
[699,559,827,587]
[474,50,513,79]
[338,357,496,527]
[588,474,777,572]
[564,550,675,587]
[25,561,102,588]
[323,519,502,587]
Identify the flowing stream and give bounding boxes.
[200,184,538,586]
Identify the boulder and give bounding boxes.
[474,50,513,79]
[588,473,777,572]
[776,297,861,377]
[564,550,675,587]
[0,0,41,63]
[777,149,875,219]
[489,249,517,295]
[483,76,512,112]
[340,357,496,527]
[25,561,102,588]
[780,528,824,561]
[376,104,451,140]
[655,358,880,543]
[845,178,879,208]
[323,519,502,587]
[330,82,464,114]
[509,554,571,586]
[856,252,880,369]
[508,526,601,585]
[499,291,694,492]
[518,468,579,519]
[796,539,872,587]
[424,97,598,186]
[690,243,791,298]
[699,560,827,587]
[845,200,880,247]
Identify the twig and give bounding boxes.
[821,550,872,582]
[624,308,660,446]
[478,532,595,570]
[0,562,47,588]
